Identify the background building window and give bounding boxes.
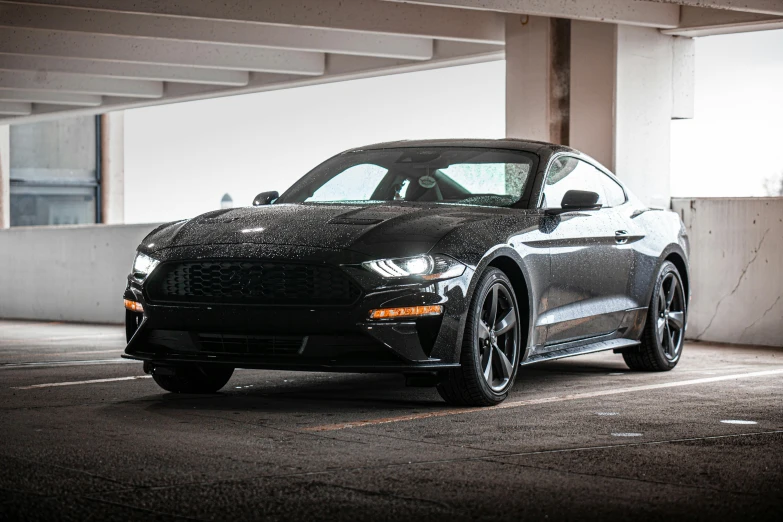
[9,116,100,227]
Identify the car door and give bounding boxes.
[538,156,635,349]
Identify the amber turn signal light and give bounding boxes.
[369,305,443,320]
[124,299,144,313]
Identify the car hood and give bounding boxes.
[143,203,512,259]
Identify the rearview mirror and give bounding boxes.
[252,191,279,206]
[546,190,602,215]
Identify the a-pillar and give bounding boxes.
[0,125,8,229]
[100,111,125,224]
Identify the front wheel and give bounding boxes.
[624,261,686,371]
[151,364,234,393]
[438,268,522,406]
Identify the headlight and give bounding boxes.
[362,254,465,281]
[131,252,160,281]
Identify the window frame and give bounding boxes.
[536,152,627,210]
[596,168,627,208]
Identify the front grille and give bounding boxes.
[146,260,361,305]
[197,333,306,356]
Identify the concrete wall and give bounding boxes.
[673,197,782,347]
[0,223,158,324]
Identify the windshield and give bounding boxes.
[277,147,537,208]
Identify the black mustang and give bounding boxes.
[124,139,689,406]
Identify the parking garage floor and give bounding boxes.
[0,319,781,521]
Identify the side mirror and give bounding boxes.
[252,191,279,206]
[546,190,602,215]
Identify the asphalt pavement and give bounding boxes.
[1,319,781,521]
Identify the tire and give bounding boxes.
[437,268,522,406]
[623,261,687,371]
[151,364,234,393]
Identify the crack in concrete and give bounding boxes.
[739,296,781,342]
[694,228,770,340]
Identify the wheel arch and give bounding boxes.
[463,247,536,354]
[664,251,689,305]
[488,256,531,334]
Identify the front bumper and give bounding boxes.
[124,247,473,372]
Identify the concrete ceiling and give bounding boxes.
[0,0,780,124]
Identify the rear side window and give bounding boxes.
[600,174,627,207]
[542,157,607,209]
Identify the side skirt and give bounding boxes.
[520,338,640,366]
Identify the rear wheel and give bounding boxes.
[438,268,522,406]
[624,261,686,371]
[151,364,234,393]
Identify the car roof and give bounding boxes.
[345,138,577,156]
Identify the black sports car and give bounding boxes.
[123,139,689,406]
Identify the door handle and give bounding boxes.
[615,230,630,244]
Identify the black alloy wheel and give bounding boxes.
[657,272,686,362]
[438,268,522,406]
[478,281,519,392]
[624,261,686,371]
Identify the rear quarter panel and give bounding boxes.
[626,208,689,309]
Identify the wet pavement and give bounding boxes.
[0,319,781,521]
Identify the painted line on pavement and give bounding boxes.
[304,368,783,432]
[12,375,152,390]
[5,349,124,358]
[0,358,135,369]
[0,321,63,330]
[0,334,123,345]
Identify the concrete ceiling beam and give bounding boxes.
[0,69,163,98]
[0,55,251,86]
[0,100,31,115]
[663,6,783,35]
[380,0,681,28]
[0,2,434,61]
[0,27,326,75]
[4,0,504,44]
[0,45,504,124]
[654,0,783,17]
[0,89,102,106]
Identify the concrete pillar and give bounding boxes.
[614,25,674,209]
[505,14,570,144]
[100,111,124,224]
[0,125,8,229]
[506,18,695,207]
[567,22,693,208]
[672,36,696,120]
[569,20,615,170]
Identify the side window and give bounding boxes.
[600,174,627,207]
[541,157,607,209]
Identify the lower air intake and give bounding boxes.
[197,333,306,356]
